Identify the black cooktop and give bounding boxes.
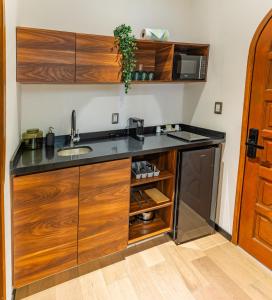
[167,131,210,142]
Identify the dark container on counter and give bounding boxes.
[46,127,55,147]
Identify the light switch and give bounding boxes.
[112,113,119,124]
[214,102,223,114]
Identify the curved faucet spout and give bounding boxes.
[71,110,76,133]
[70,110,80,146]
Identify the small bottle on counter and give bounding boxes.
[46,127,55,147]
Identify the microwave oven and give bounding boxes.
[172,53,207,80]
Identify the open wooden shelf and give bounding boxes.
[131,170,174,187]
[128,150,177,244]
[128,215,171,244]
[131,79,207,84]
[134,41,174,81]
[131,80,172,84]
[16,27,209,84]
[130,192,172,216]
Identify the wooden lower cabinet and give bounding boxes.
[78,159,131,264]
[12,168,79,288]
[12,159,131,287]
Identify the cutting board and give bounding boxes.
[144,188,169,204]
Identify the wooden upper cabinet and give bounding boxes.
[16,27,209,84]
[13,168,79,288]
[17,27,76,83]
[76,33,121,83]
[78,159,130,264]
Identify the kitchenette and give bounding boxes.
[11,109,225,289]
[2,1,272,300]
[11,26,226,294]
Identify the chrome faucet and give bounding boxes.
[70,110,80,146]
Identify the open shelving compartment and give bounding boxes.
[133,40,174,83]
[16,27,210,84]
[128,149,177,244]
[172,42,210,82]
[129,206,173,244]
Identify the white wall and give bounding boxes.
[181,1,272,232]
[20,84,184,135]
[17,0,193,135]
[4,0,20,299]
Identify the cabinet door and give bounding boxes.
[78,159,130,264]
[13,168,79,288]
[17,27,76,83]
[76,33,121,83]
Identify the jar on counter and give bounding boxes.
[22,128,43,150]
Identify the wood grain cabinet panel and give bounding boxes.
[76,33,121,83]
[155,45,174,81]
[16,27,210,84]
[13,168,79,288]
[17,27,76,83]
[78,159,130,264]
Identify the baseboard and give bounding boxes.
[14,235,170,300]
[215,224,232,241]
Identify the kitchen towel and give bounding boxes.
[141,28,169,41]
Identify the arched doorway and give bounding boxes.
[233,10,272,269]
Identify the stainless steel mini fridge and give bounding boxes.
[172,146,221,244]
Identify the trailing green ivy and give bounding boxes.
[114,24,137,94]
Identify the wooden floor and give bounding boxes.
[22,233,272,300]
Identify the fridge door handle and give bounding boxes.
[172,151,182,240]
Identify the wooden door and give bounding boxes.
[13,168,79,288]
[76,33,121,83]
[17,27,76,83]
[78,159,130,264]
[239,16,272,269]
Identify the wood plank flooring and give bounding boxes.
[22,234,272,300]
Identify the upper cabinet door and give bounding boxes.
[76,33,121,83]
[13,168,79,288]
[78,159,130,264]
[17,27,76,83]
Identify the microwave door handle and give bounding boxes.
[179,53,183,79]
[198,56,202,79]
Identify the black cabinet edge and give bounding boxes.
[214,224,232,241]
[50,124,226,143]
[10,141,23,173]
[180,124,226,139]
[78,124,225,141]
[12,289,16,300]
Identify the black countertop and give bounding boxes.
[11,125,225,176]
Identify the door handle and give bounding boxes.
[246,128,264,158]
[245,142,264,150]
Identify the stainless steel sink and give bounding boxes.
[57,146,93,157]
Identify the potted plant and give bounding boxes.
[114,24,137,93]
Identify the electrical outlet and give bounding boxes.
[214,102,223,114]
[112,113,119,124]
